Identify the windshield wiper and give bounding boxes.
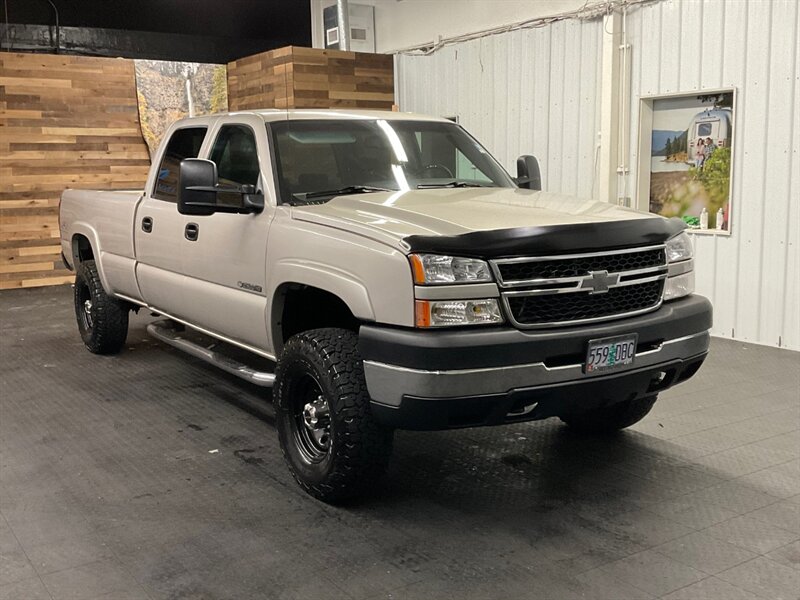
[416,181,491,189]
[294,185,394,201]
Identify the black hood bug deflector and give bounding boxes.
[403,217,686,258]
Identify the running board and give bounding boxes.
[146,321,276,387]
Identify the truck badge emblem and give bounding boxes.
[582,270,619,294]
[237,281,263,293]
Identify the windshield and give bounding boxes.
[268,119,515,203]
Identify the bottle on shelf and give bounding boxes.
[716,208,724,230]
[700,207,708,230]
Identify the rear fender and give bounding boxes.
[70,224,112,294]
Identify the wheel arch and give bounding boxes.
[69,226,112,294]
[71,232,95,264]
[271,282,365,354]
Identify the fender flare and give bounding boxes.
[268,260,375,350]
[70,223,112,294]
[269,260,375,321]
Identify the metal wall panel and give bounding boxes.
[626,0,800,350]
[396,18,602,199]
[396,0,799,350]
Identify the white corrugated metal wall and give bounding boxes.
[625,0,800,350]
[396,17,603,199]
[396,0,800,350]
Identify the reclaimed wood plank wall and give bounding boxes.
[0,47,392,290]
[227,46,394,111]
[0,53,150,290]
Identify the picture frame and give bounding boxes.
[636,88,737,236]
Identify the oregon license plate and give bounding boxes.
[585,334,638,373]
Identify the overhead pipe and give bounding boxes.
[42,0,60,54]
[336,0,350,51]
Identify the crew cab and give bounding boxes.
[59,109,711,502]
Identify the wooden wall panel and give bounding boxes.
[227,46,394,111]
[0,53,150,290]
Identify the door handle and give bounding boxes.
[141,216,153,233]
[184,222,199,241]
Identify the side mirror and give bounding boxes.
[516,155,542,191]
[241,185,266,214]
[178,158,218,216]
[178,159,265,215]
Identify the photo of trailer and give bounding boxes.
[687,108,733,163]
[646,90,735,232]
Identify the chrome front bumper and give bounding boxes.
[364,329,710,407]
[358,294,713,430]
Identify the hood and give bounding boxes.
[291,187,683,257]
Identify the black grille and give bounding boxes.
[497,248,665,283]
[507,280,664,326]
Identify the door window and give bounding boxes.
[153,127,207,201]
[209,125,260,207]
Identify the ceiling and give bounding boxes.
[2,0,311,46]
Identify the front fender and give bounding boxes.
[268,259,375,321]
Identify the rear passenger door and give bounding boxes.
[134,124,208,318]
[178,116,274,351]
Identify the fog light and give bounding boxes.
[664,270,695,301]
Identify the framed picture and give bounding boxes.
[636,89,736,235]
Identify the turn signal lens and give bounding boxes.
[415,298,503,327]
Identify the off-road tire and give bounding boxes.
[560,394,658,433]
[74,260,129,355]
[274,328,394,503]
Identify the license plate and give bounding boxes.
[585,334,638,373]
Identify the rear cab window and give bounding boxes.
[153,127,207,201]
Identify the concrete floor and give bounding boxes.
[1,286,798,600]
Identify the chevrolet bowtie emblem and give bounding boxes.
[582,270,619,294]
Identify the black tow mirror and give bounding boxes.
[178,158,265,216]
[178,158,218,216]
[516,155,542,191]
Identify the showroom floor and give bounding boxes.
[1,287,798,600]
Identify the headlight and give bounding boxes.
[409,254,493,285]
[415,299,503,327]
[664,232,694,301]
[665,232,693,262]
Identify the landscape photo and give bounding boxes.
[134,60,228,158]
[648,91,734,231]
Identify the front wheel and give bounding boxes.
[274,328,394,503]
[559,394,658,433]
[74,260,129,354]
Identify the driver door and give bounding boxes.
[178,115,275,352]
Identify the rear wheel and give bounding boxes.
[74,260,129,354]
[560,395,658,433]
[274,328,394,503]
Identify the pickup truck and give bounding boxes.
[59,109,711,503]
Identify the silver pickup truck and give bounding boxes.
[59,109,711,502]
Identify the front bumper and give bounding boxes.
[359,295,712,430]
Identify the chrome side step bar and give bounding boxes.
[146,321,276,387]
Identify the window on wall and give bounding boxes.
[209,125,260,207]
[153,127,207,202]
